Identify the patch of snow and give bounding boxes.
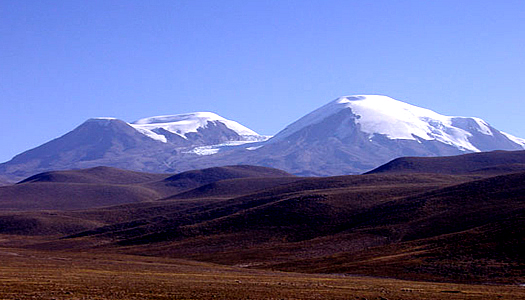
[471,117,493,135]
[133,127,167,143]
[501,131,525,148]
[130,112,266,143]
[246,145,263,151]
[92,117,117,120]
[185,146,220,156]
[183,136,271,156]
[132,112,258,137]
[240,135,272,142]
[219,140,257,147]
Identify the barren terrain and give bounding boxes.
[1,243,523,300]
[1,152,524,299]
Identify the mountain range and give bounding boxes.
[1,95,524,182]
[1,95,524,293]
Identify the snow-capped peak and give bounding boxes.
[91,117,117,120]
[130,112,260,142]
[271,95,520,152]
[83,117,120,127]
[337,95,482,151]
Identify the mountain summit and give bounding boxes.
[228,95,525,176]
[130,112,261,144]
[0,112,268,182]
[271,95,525,152]
[0,95,524,181]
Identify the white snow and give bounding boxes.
[271,95,506,152]
[246,145,263,151]
[471,117,493,135]
[239,135,272,142]
[132,112,257,136]
[92,117,117,120]
[184,137,272,156]
[130,112,261,142]
[184,146,221,156]
[501,131,525,148]
[133,126,168,143]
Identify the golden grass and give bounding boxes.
[0,247,523,300]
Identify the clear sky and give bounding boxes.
[1,0,524,163]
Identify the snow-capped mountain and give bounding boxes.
[0,95,524,181]
[0,113,268,182]
[226,95,525,176]
[271,95,525,152]
[130,112,269,156]
[130,112,262,143]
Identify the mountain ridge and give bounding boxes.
[1,95,523,180]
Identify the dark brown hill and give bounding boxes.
[0,212,103,235]
[161,165,292,189]
[168,176,303,200]
[263,172,525,283]
[0,166,174,211]
[28,173,460,249]
[3,161,524,284]
[354,171,525,242]
[366,150,525,175]
[0,182,161,211]
[274,216,525,284]
[55,174,468,248]
[40,171,523,284]
[18,166,170,185]
[0,165,293,211]
[141,165,294,198]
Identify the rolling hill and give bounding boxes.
[367,150,525,175]
[0,165,293,211]
[1,151,524,284]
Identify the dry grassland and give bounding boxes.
[0,247,523,300]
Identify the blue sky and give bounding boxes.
[1,0,524,163]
